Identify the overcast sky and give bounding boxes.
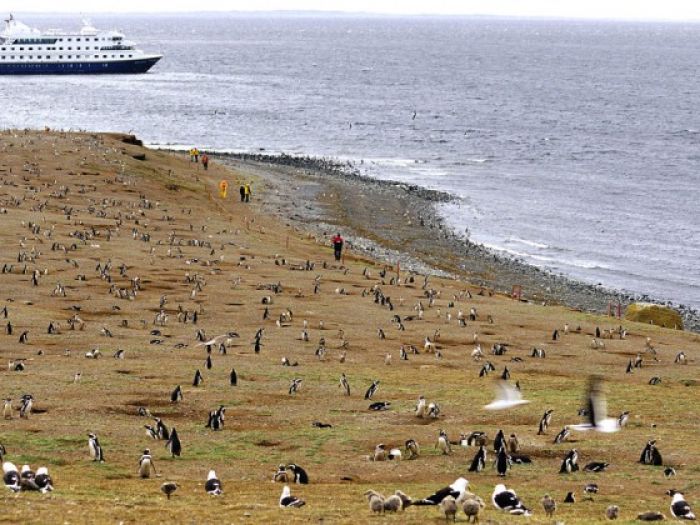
[5,1,700,21]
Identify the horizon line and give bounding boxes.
[5,10,700,23]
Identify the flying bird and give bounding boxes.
[484,381,529,410]
[569,376,620,433]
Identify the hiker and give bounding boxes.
[239,185,245,202]
[331,233,344,262]
[201,153,209,170]
[244,183,251,203]
[189,148,196,162]
[193,148,200,163]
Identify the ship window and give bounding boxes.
[28,47,33,50]
[68,47,72,50]
[19,47,24,50]
[77,38,81,41]
[68,38,72,42]
[59,47,63,50]
[129,54,132,57]
[94,55,98,58]
[59,55,63,59]
[103,55,107,58]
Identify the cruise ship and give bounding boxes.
[0,15,162,74]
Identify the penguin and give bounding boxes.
[192,369,203,387]
[436,430,451,455]
[427,402,440,418]
[3,399,12,420]
[273,464,291,483]
[3,461,20,492]
[538,409,553,434]
[19,394,33,418]
[618,411,630,428]
[664,467,677,478]
[161,482,178,499]
[564,491,576,503]
[145,425,158,439]
[415,396,426,417]
[155,418,170,440]
[493,429,506,453]
[364,380,380,400]
[584,462,609,472]
[560,449,579,474]
[205,470,223,495]
[640,439,663,466]
[289,378,303,395]
[20,464,38,491]
[88,432,105,462]
[468,445,487,472]
[554,426,570,444]
[166,428,181,458]
[668,489,695,520]
[584,483,599,498]
[138,449,156,478]
[279,485,305,508]
[230,368,237,386]
[495,446,511,477]
[205,355,212,370]
[339,373,350,396]
[501,366,510,380]
[405,439,420,459]
[368,401,391,411]
[287,463,309,484]
[508,434,520,454]
[170,385,183,403]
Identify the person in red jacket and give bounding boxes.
[331,233,344,261]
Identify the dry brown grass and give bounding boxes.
[0,130,697,524]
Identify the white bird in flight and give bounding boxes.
[569,375,620,433]
[484,381,530,410]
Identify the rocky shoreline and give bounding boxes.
[214,152,699,332]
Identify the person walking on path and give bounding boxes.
[239,185,246,202]
[201,153,209,170]
[193,148,200,163]
[244,183,251,202]
[331,233,344,262]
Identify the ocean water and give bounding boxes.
[2,14,699,308]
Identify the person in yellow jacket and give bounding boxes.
[244,183,251,202]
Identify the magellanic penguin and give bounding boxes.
[19,394,33,419]
[3,399,11,420]
[405,439,420,459]
[138,449,156,478]
[468,445,487,472]
[279,485,305,508]
[493,429,506,453]
[170,385,183,403]
[553,426,571,444]
[287,463,309,484]
[192,369,203,387]
[205,469,222,495]
[88,432,105,462]
[495,446,511,477]
[364,380,380,400]
[339,373,350,396]
[273,464,290,483]
[166,428,181,457]
[436,430,451,455]
[639,440,663,466]
[155,418,170,440]
[230,368,238,386]
[560,449,580,474]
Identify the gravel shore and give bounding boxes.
[215,152,699,332]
